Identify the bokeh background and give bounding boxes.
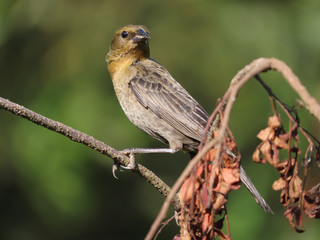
[0,0,320,239]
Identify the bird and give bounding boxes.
[106,25,273,213]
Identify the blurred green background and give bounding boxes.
[0,0,319,239]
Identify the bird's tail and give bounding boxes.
[240,165,274,214]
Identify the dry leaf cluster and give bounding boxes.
[173,108,319,239]
[253,115,320,232]
[177,132,239,240]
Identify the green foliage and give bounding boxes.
[0,0,319,239]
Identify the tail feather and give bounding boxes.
[240,165,274,214]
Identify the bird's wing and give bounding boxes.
[129,59,209,141]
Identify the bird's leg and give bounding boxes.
[119,148,178,170]
[121,148,179,154]
[112,148,179,179]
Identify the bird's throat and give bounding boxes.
[107,48,149,78]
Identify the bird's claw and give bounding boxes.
[112,161,122,179]
[120,153,137,170]
[112,153,137,179]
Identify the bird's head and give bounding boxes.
[106,25,151,64]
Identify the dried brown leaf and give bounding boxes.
[206,148,218,162]
[269,143,280,166]
[274,136,289,149]
[221,168,238,184]
[272,177,286,191]
[303,183,320,218]
[268,115,281,129]
[202,213,211,233]
[180,175,199,203]
[196,163,204,177]
[284,206,304,233]
[211,169,221,192]
[252,148,262,163]
[257,127,274,141]
[221,168,240,190]
[289,175,303,202]
[260,140,272,162]
[214,181,230,210]
[275,159,290,174]
[199,184,209,211]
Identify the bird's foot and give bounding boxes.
[121,153,137,170]
[112,160,122,179]
[112,153,136,179]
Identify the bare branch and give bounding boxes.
[246,58,320,120]
[0,96,181,211]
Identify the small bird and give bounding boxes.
[106,25,273,213]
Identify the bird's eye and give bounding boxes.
[121,31,128,38]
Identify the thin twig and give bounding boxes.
[255,75,314,146]
[153,215,176,240]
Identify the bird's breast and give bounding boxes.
[112,68,148,125]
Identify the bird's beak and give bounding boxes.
[133,28,150,43]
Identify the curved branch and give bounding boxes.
[239,58,320,121]
[145,57,320,239]
[0,96,181,210]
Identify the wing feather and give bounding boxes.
[129,59,209,141]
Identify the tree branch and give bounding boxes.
[0,96,181,211]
